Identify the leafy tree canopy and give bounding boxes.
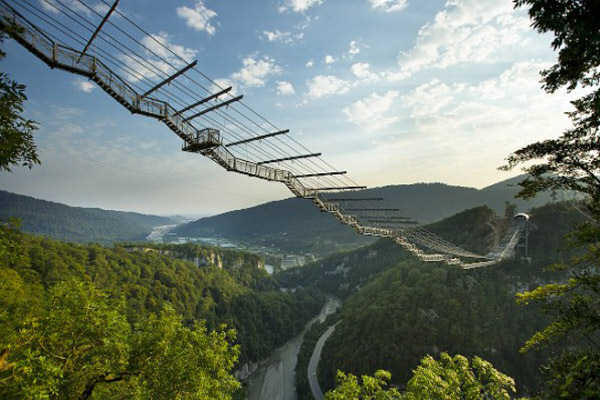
[0,278,241,400]
[0,26,39,172]
[502,1,600,398]
[325,353,519,400]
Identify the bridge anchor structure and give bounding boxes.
[1,0,529,269]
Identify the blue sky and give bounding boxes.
[0,0,575,215]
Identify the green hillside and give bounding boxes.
[174,176,557,256]
[278,202,585,397]
[0,226,324,365]
[0,190,174,243]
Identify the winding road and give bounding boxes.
[307,322,340,400]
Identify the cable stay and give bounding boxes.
[0,1,528,270]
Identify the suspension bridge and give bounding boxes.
[0,0,529,268]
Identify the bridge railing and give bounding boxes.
[2,3,513,269]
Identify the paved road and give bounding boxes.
[307,322,339,400]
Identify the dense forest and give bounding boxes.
[0,224,324,370]
[277,202,585,398]
[174,176,558,256]
[0,190,174,243]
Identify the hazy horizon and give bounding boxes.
[0,0,572,215]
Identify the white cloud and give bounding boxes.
[41,0,91,15]
[263,30,292,42]
[232,56,282,87]
[276,81,296,95]
[343,91,399,132]
[262,30,304,44]
[348,40,360,56]
[386,0,531,81]
[325,55,336,64]
[280,0,324,13]
[121,32,197,82]
[306,75,351,99]
[176,1,217,35]
[369,0,408,13]
[399,61,571,158]
[212,78,238,96]
[351,62,380,81]
[306,60,314,68]
[75,79,95,93]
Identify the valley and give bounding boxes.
[2,1,598,397]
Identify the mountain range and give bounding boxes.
[173,175,560,256]
[0,190,174,243]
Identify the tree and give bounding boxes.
[501,0,600,207]
[502,1,600,398]
[0,279,241,400]
[325,353,518,400]
[403,353,517,400]
[0,25,39,172]
[325,369,402,400]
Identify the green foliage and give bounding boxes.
[325,354,519,400]
[325,369,401,400]
[292,203,584,396]
[501,3,600,398]
[0,224,324,369]
[318,259,551,395]
[0,26,39,172]
[4,279,131,399]
[403,353,516,400]
[0,279,240,400]
[541,351,600,399]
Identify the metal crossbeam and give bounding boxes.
[325,198,383,202]
[345,208,400,212]
[367,219,419,224]
[77,0,118,63]
[294,171,347,178]
[226,129,289,147]
[311,186,367,191]
[142,60,198,98]
[183,95,243,122]
[174,86,232,116]
[256,153,321,165]
[4,3,508,270]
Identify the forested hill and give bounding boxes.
[279,202,585,398]
[0,190,174,243]
[0,226,324,366]
[174,175,557,255]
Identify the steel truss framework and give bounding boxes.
[1,1,526,269]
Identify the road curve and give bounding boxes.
[307,322,339,400]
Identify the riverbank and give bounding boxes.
[246,298,340,400]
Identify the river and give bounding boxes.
[246,297,340,400]
[145,224,177,242]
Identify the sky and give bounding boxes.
[0,0,576,215]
